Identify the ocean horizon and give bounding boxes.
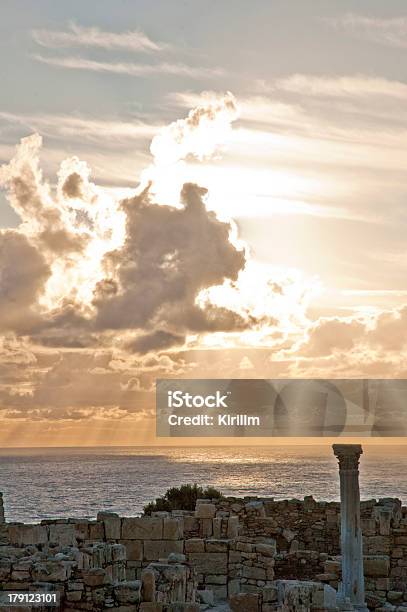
[1,445,406,523]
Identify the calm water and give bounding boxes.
[0,445,406,523]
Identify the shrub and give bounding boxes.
[143,483,222,515]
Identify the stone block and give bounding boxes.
[364,555,390,577]
[213,517,222,538]
[82,568,108,587]
[122,539,143,561]
[163,517,183,540]
[32,561,72,582]
[229,592,261,612]
[207,574,227,584]
[114,580,142,604]
[200,518,213,538]
[241,565,266,580]
[187,552,227,574]
[104,514,122,540]
[143,540,183,561]
[73,520,89,542]
[183,516,199,533]
[255,542,276,557]
[49,523,76,546]
[205,539,229,552]
[89,521,105,540]
[185,539,205,553]
[122,517,163,540]
[141,568,156,602]
[195,504,216,518]
[8,524,48,546]
[227,516,240,539]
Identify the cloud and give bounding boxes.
[296,316,366,358]
[0,94,266,354]
[0,111,160,142]
[33,54,224,80]
[150,91,238,165]
[32,22,165,53]
[294,305,407,364]
[275,74,407,99]
[0,231,50,332]
[324,13,407,50]
[93,182,248,340]
[127,330,185,353]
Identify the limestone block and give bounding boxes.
[114,580,142,604]
[229,592,261,612]
[200,518,213,538]
[8,524,48,546]
[241,565,266,580]
[205,539,229,552]
[122,517,163,540]
[103,514,122,540]
[89,521,105,540]
[276,580,337,610]
[213,517,222,538]
[143,540,183,561]
[122,539,143,561]
[32,561,72,582]
[364,555,390,577]
[183,516,199,533]
[49,523,76,546]
[112,543,127,561]
[73,520,90,542]
[82,568,108,586]
[255,542,276,557]
[195,504,216,518]
[163,517,184,540]
[187,552,227,574]
[141,568,156,602]
[184,539,205,553]
[227,516,240,539]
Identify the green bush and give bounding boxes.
[143,483,223,515]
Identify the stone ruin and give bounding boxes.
[0,446,406,611]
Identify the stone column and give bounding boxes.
[332,444,368,612]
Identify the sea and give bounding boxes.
[0,445,406,523]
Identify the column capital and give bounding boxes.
[332,444,363,470]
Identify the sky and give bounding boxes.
[1,0,407,446]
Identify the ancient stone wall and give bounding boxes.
[2,494,407,610]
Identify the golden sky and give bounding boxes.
[1,3,407,445]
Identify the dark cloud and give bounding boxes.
[93,183,247,344]
[128,330,185,353]
[62,171,84,198]
[0,230,50,332]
